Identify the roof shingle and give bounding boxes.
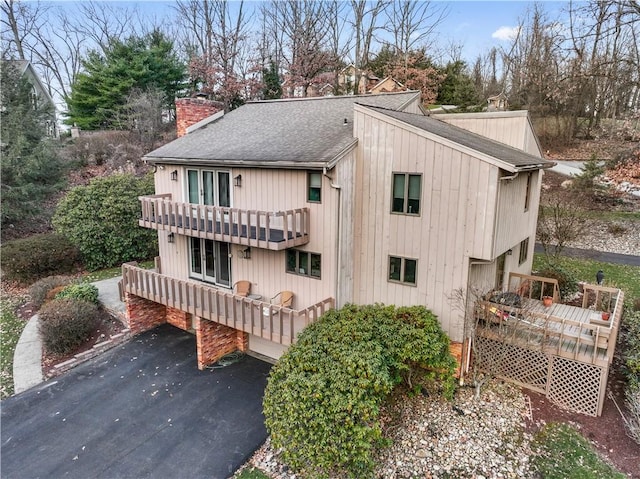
[145,91,421,167]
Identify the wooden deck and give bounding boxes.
[138,194,310,250]
[121,263,333,346]
[474,274,623,416]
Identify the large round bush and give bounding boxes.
[38,299,99,355]
[53,173,157,270]
[263,304,456,478]
[0,233,81,283]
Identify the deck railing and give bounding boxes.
[121,263,333,346]
[138,194,310,250]
[478,279,623,366]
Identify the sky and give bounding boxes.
[52,0,571,64]
[437,1,568,61]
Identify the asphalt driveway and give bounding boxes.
[1,324,272,479]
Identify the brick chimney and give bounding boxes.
[175,96,224,137]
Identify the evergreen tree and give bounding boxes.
[0,60,65,226]
[262,61,282,100]
[437,61,480,108]
[65,30,185,129]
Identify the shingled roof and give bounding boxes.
[362,105,554,171]
[144,91,421,168]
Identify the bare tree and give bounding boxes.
[382,0,449,66]
[536,192,588,260]
[177,0,253,108]
[1,0,45,59]
[262,0,334,97]
[348,0,385,95]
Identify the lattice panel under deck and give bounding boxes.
[475,337,549,391]
[548,357,605,417]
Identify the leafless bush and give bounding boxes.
[537,193,588,259]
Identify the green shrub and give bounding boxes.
[28,275,75,309]
[533,261,579,301]
[55,283,99,304]
[53,173,157,270]
[38,299,98,355]
[263,304,456,478]
[622,308,640,444]
[0,234,81,283]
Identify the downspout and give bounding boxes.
[324,166,341,307]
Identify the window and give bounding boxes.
[286,249,321,278]
[187,168,231,206]
[308,171,322,203]
[519,238,529,265]
[524,173,532,211]
[392,173,421,214]
[388,256,417,285]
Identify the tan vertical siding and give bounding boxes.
[150,164,345,311]
[493,171,541,256]
[434,111,542,157]
[352,106,501,341]
[332,150,356,306]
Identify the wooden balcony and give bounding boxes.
[474,272,623,416]
[121,263,334,347]
[477,273,622,367]
[138,194,310,250]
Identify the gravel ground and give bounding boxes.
[237,380,534,479]
[564,219,640,256]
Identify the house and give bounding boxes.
[367,76,405,94]
[121,90,554,375]
[487,92,509,112]
[338,64,380,94]
[6,59,58,137]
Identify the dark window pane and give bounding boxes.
[188,170,199,204]
[299,252,309,275]
[389,256,401,281]
[218,172,230,207]
[202,171,214,206]
[310,254,321,278]
[392,174,405,212]
[286,250,297,273]
[190,237,201,275]
[308,172,322,202]
[217,242,230,286]
[404,259,417,284]
[204,240,215,279]
[407,175,421,214]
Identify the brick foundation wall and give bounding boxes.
[125,293,167,335]
[175,97,224,137]
[167,307,192,331]
[195,317,248,370]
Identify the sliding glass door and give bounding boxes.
[187,169,230,207]
[189,238,231,287]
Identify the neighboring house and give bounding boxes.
[121,90,553,375]
[367,76,405,94]
[6,59,58,137]
[487,92,509,112]
[338,64,380,95]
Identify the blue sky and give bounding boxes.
[435,1,568,62]
[53,0,571,64]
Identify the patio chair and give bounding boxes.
[271,290,294,308]
[233,280,252,297]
